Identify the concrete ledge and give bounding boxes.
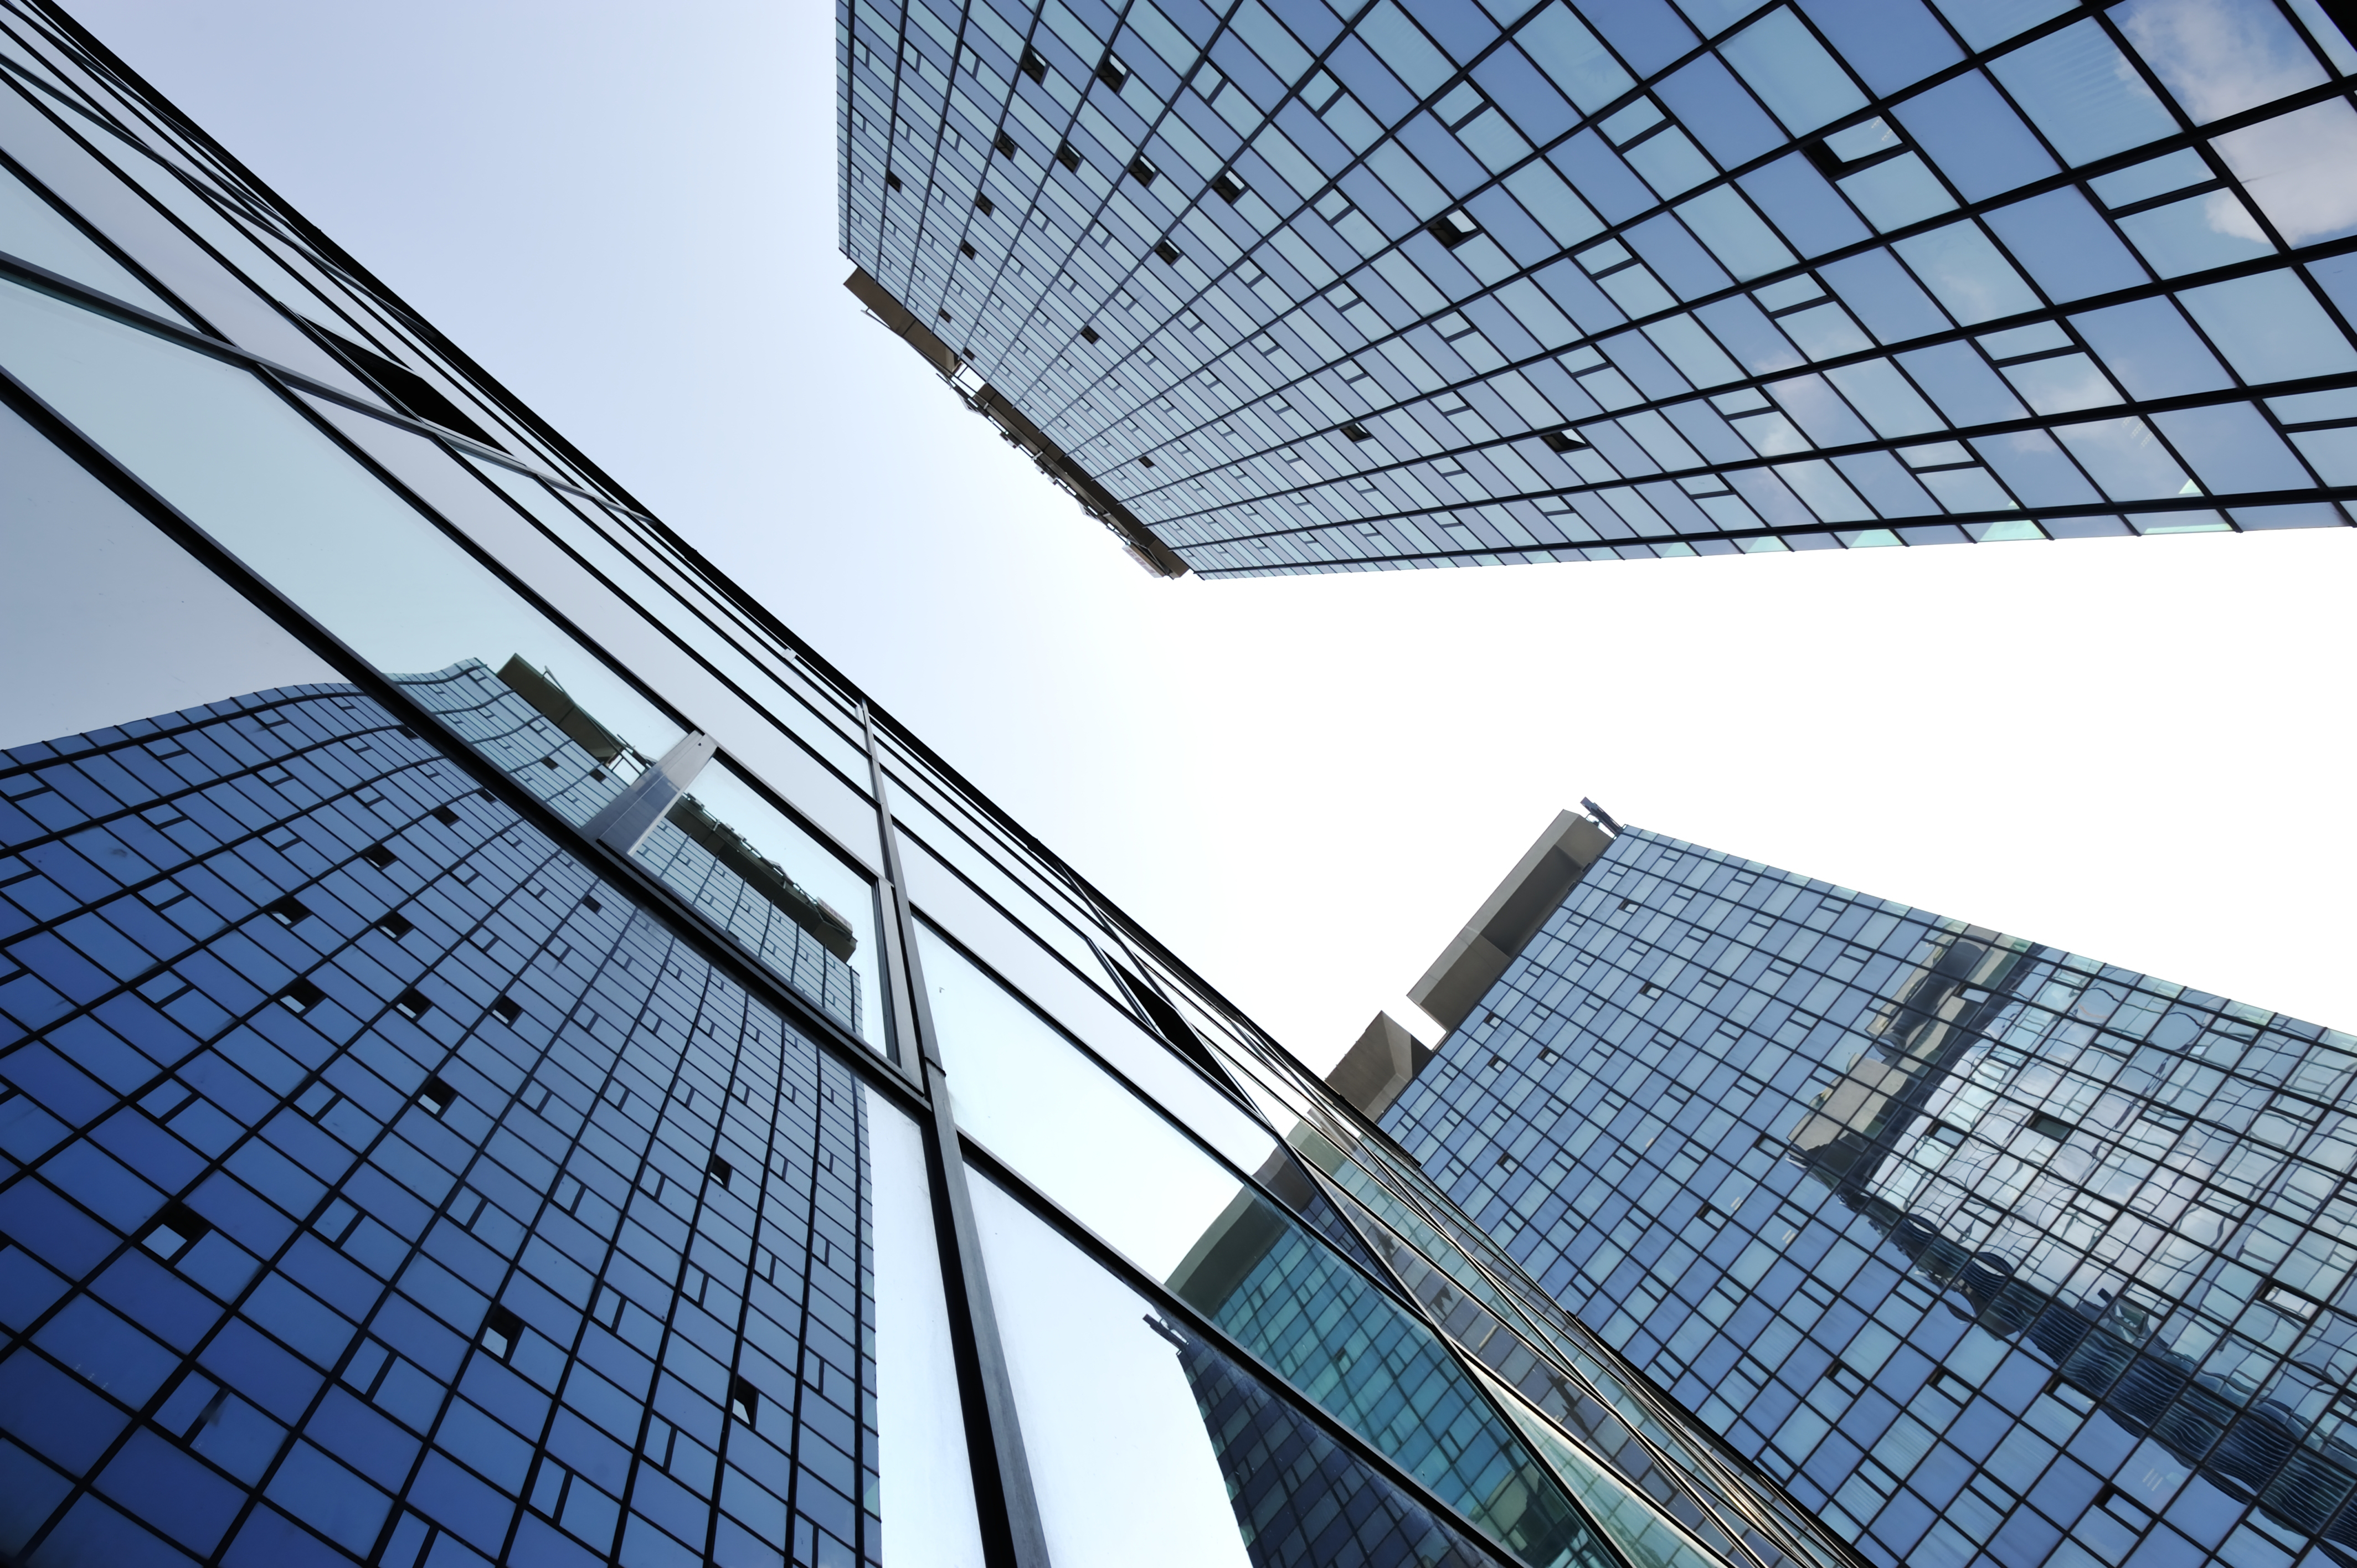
[1408,810,1613,1035]
[1325,1012,1433,1120]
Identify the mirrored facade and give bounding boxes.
[1378,816,2357,1568]
[0,4,1854,1566]
[837,0,2357,574]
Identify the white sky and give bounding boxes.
[65,0,2357,1066]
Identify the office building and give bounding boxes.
[838,0,2357,575]
[1360,809,2357,1568]
[0,4,1852,1565]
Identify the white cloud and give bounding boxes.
[2117,0,2328,122]
[2214,100,2357,245]
[2201,188,2270,244]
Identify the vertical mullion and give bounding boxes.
[858,700,1053,1568]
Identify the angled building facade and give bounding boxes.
[0,5,1854,1567]
[1363,811,2357,1568]
[838,0,2357,575]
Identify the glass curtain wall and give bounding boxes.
[1382,823,2357,1568]
[0,6,1854,1568]
[838,0,2357,574]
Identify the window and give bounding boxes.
[142,1204,208,1263]
[480,1305,523,1361]
[359,843,398,869]
[1096,52,1129,91]
[1541,429,1589,452]
[394,987,434,1020]
[490,994,523,1025]
[265,894,312,926]
[1212,169,1247,203]
[1154,239,1182,265]
[995,131,1017,158]
[1021,47,1047,83]
[1080,324,1100,343]
[374,911,415,940]
[974,193,995,216]
[729,1377,760,1424]
[959,241,977,259]
[582,894,603,913]
[708,1154,735,1190]
[1426,210,1480,249]
[416,1075,457,1117]
[2026,1111,2074,1142]
[1128,154,1160,187]
[1056,141,1083,172]
[1340,422,1371,441]
[278,977,326,1014]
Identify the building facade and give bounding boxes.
[837,0,2357,576]
[0,5,1852,1567]
[1371,813,2357,1568]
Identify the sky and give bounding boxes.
[60,0,2357,1069]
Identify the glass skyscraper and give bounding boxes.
[0,4,1853,1566]
[1367,811,2357,1568]
[837,0,2357,575]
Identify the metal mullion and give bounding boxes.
[858,703,1052,1568]
[954,1136,1533,1568]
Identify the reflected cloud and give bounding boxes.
[2116,0,2328,122]
[2214,101,2357,246]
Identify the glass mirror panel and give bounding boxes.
[0,153,182,318]
[0,396,336,748]
[0,80,365,391]
[913,900,1271,1174]
[635,757,884,1049]
[917,929,1598,1565]
[888,774,1125,996]
[297,396,884,867]
[463,457,881,792]
[866,1085,986,1568]
[969,1171,1504,1568]
[1478,1365,1726,1568]
[0,278,688,815]
[919,920,1264,1275]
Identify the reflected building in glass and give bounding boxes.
[1366,809,2357,1568]
[0,4,1852,1567]
[838,0,2357,575]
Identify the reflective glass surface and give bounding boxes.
[919,927,1607,1565]
[1385,823,2357,1568]
[840,0,2357,572]
[971,1169,1517,1567]
[0,6,1876,1563]
[0,683,881,1567]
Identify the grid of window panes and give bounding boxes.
[837,0,2357,575]
[0,684,879,1567]
[0,5,1869,1566]
[1382,823,2357,1568]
